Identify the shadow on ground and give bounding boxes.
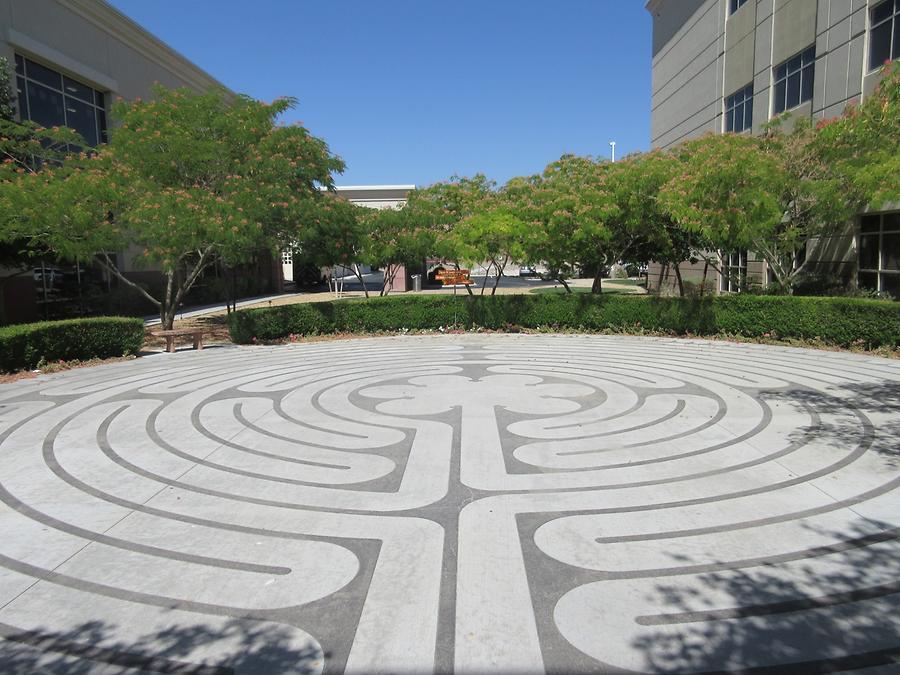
[0,617,325,675]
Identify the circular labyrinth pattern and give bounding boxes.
[0,334,898,674]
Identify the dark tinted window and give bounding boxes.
[884,233,900,270]
[773,46,815,114]
[96,109,108,144]
[725,84,753,132]
[881,272,900,297]
[869,0,899,70]
[859,235,879,269]
[63,76,94,104]
[729,0,749,15]
[65,96,98,147]
[14,54,24,76]
[858,271,878,290]
[27,83,65,128]
[25,58,62,90]
[861,215,881,233]
[15,76,28,119]
[15,54,107,147]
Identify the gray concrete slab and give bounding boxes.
[0,334,897,674]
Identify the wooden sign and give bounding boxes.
[436,269,473,285]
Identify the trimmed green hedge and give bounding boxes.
[0,317,146,372]
[227,294,900,349]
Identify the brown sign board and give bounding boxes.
[436,269,473,285]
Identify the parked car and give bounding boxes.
[519,266,538,277]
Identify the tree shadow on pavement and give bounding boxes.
[631,520,900,672]
[0,616,325,675]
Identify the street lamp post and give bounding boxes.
[609,141,616,163]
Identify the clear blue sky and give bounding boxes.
[108,0,652,188]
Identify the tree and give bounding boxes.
[0,85,344,328]
[295,196,371,297]
[363,205,435,296]
[402,175,497,295]
[756,116,860,291]
[504,155,617,293]
[659,133,785,292]
[815,62,900,209]
[0,56,15,122]
[453,208,528,295]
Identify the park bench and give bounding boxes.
[152,328,205,353]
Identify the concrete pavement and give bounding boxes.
[0,334,897,673]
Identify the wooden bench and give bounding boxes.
[152,329,205,353]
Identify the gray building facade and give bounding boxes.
[646,0,899,297]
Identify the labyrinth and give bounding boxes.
[0,334,898,674]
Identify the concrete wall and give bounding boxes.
[648,0,887,148]
[648,0,725,148]
[0,0,227,100]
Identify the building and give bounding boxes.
[645,0,899,296]
[0,0,281,323]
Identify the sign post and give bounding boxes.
[435,269,474,328]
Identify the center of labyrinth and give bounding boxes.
[0,335,898,674]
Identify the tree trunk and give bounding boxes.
[699,261,709,298]
[480,264,490,295]
[591,275,603,294]
[674,263,685,297]
[558,277,572,293]
[658,263,669,295]
[490,255,508,295]
[353,263,369,299]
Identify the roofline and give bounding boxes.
[59,0,233,94]
[334,185,417,191]
[646,0,663,14]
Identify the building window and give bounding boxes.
[721,250,748,292]
[773,47,815,114]
[858,212,900,298]
[14,54,107,147]
[281,250,293,266]
[869,0,900,71]
[725,84,753,132]
[729,0,750,15]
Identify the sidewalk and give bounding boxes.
[142,292,290,326]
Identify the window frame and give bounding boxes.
[15,54,108,147]
[868,0,900,72]
[725,83,754,133]
[858,212,900,296]
[772,46,815,115]
[720,250,748,293]
[729,0,750,16]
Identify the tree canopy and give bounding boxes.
[0,85,344,327]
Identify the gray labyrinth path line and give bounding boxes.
[0,335,897,674]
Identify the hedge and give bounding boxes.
[0,316,146,372]
[227,294,900,349]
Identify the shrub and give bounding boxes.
[227,294,900,349]
[0,316,145,372]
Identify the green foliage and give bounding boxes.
[816,62,900,209]
[228,294,899,349]
[0,56,15,121]
[0,316,145,372]
[0,85,345,328]
[660,134,785,251]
